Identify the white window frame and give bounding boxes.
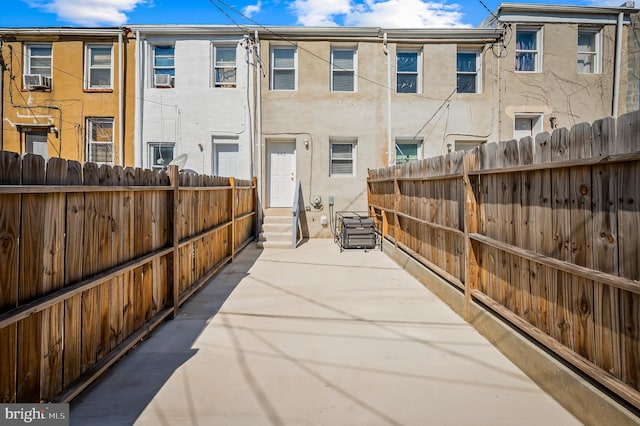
[25,43,52,77]
[85,44,113,90]
[395,137,423,164]
[456,49,481,94]
[577,28,601,74]
[148,142,175,170]
[213,44,237,88]
[329,138,357,177]
[270,46,297,91]
[514,114,543,141]
[86,117,114,165]
[396,49,421,94]
[152,45,175,88]
[515,27,542,73]
[331,48,357,92]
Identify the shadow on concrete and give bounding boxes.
[69,244,263,426]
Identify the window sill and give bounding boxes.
[84,89,114,93]
[21,88,51,93]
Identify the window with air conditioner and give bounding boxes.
[87,118,114,164]
[213,45,237,88]
[330,138,357,176]
[24,43,52,90]
[153,45,175,88]
[85,44,113,89]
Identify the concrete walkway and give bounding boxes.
[71,240,579,426]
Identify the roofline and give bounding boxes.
[479,2,638,27]
[0,27,123,36]
[127,24,503,41]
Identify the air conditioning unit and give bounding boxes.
[154,73,173,88]
[23,74,52,90]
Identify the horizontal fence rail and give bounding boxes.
[368,111,640,412]
[0,151,257,403]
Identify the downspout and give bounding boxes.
[118,30,124,166]
[135,30,143,167]
[255,30,263,223]
[613,10,624,118]
[383,32,392,166]
[1,38,5,150]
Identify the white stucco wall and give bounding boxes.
[136,32,255,179]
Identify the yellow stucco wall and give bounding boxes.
[1,32,136,166]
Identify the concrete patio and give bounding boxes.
[70,239,579,425]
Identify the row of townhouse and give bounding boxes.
[1,2,639,237]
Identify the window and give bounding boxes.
[271,47,296,90]
[395,138,423,164]
[25,43,52,77]
[87,118,114,164]
[396,50,419,93]
[515,28,541,72]
[25,130,49,160]
[214,45,236,88]
[578,29,601,74]
[148,143,174,170]
[514,114,543,141]
[153,45,175,88]
[330,139,356,176]
[457,50,480,93]
[331,49,356,92]
[85,44,113,89]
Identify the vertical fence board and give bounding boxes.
[0,151,21,403]
[63,160,83,389]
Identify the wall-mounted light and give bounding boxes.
[550,116,557,129]
[304,138,309,149]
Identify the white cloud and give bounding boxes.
[290,0,352,26]
[291,0,468,28]
[24,0,146,26]
[244,1,262,18]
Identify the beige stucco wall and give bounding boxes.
[497,23,630,139]
[1,34,136,166]
[260,38,496,237]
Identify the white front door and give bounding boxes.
[267,141,296,208]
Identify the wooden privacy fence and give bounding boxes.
[367,111,640,412]
[0,150,257,403]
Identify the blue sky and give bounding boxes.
[0,0,616,29]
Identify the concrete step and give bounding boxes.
[259,232,292,242]
[261,223,293,233]
[256,240,293,249]
[263,215,292,225]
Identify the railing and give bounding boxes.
[0,151,257,403]
[292,178,303,248]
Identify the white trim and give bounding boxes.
[331,47,357,92]
[577,27,602,74]
[84,43,114,89]
[515,26,542,73]
[396,48,421,94]
[270,46,297,91]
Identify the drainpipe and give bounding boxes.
[118,30,124,166]
[0,38,5,151]
[135,30,143,167]
[383,32,392,166]
[255,30,263,223]
[613,11,623,118]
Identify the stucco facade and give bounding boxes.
[130,26,255,178]
[258,28,502,237]
[0,28,135,165]
[480,3,639,140]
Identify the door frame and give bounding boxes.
[266,140,296,208]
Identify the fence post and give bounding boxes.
[229,177,236,261]
[169,165,180,318]
[393,166,400,247]
[463,150,479,321]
